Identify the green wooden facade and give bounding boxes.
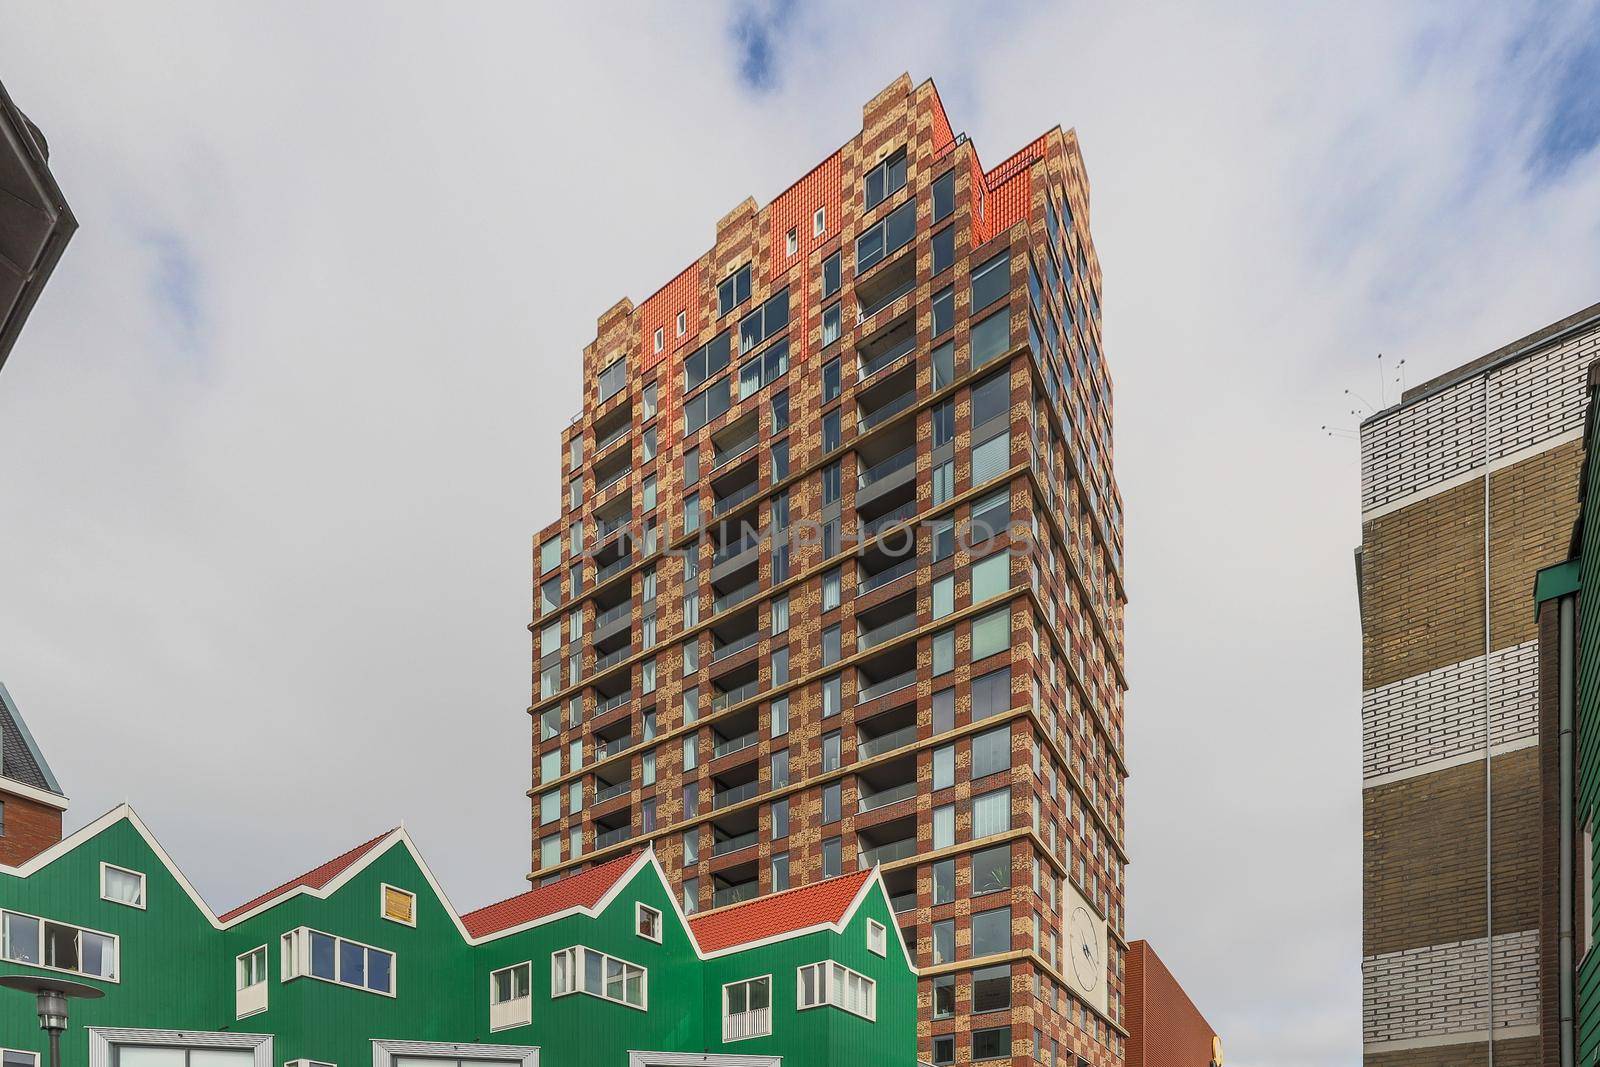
[0,807,917,1067]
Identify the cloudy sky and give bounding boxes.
[2,3,1599,1063]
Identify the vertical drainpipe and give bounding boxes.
[1561,591,1576,1067]
[1484,373,1496,1061]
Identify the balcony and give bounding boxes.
[859,835,918,866]
[594,418,632,458]
[712,627,761,663]
[856,363,916,434]
[594,461,631,498]
[859,780,917,813]
[713,578,759,615]
[856,311,916,381]
[711,678,761,714]
[594,734,635,762]
[857,445,915,491]
[713,479,760,518]
[595,824,631,850]
[595,553,633,585]
[713,729,761,760]
[713,879,759,909]
[857,612,915,653]
[593,644,632,674]
[857,641,918,706]
[858,499,918,541]
[724,1006,772,1043]
[855,427,918,517]
[593,779,631,805]
[858,722,917,761]
[593,599,633,643]
[856,258,917,329]
[856,590,916,654]
[712,829,759,857]
[712,780,759,811]
[890,891,917,914]
[857,554,916,597]
[711,417,759,472]
[595,689,631,717]
[713,532,762,568]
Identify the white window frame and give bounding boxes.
[99,862,146,910]
[85,1028,273,1067]
[721,974,774,1042]
[636,902,663,943]
[1,907,120,982]
[380,883,417,927]
[785,228,798,256]
[654,327,665,353]
[1,1051,38,1067]
[676,310,687,337]
[813,206,826,236]
[372,1040,538,1067]
[489,959,534,1032]
[285,1060,335,1067]
[279,926,396,998]
[795,960,875,1021]
[867,919,887,957]
[550,944,648,1010]
[236,944,270,1019]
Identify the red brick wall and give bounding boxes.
[0,788,63,865]
[1126,941,1217,1067]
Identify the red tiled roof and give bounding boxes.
[462,851,644,939]
[689,869,873,953]
[220,828,396,922]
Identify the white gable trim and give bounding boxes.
[0,776,69,810]
[374,1038,537,1067]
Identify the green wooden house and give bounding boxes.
[0,805,918,1067]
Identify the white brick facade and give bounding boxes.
[1362,929,1539,1048]
[1362,641,1538,783]
[1360,320,1597,513]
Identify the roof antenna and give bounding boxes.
[1344,387,1376,415]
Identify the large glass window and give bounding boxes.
[684,378,731,435]
[971,667,1011,721]
[685,331,732,393]
[822,251,841,298]
[598,358,628,403]
[972,787,1012,838]
[972,844,1012,896]
[1,910,116,980]
[281,927,392,995]
[718,265,751,317]
[863,148,907,210]
[971,371,1010,427]
[972,964,1011,1013]
[970,250,1011,313]
[972,551,1010,602]
[972,725,1010,779]
[551,945,646,1009]
[972,1026,1011,1061]
[724,975,773,1041]
[932,226,955,275]
[932,170,955,222]
[855,200,916,273]
[738,337,788,400]
[739,289,790,355]
[971,307,1012,369]
[971,607,1010,660]
[797,960,875,1019]
[971,906,1011,957]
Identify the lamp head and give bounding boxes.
[0,974,104,1033]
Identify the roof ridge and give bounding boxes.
[218,826,397,922]
[687,867,871,924]
[462,849,643,921]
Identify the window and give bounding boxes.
[971,307,1012,369]
[932,1035,956,1066]
[972,607,1010,660]
[1,1052,34,1067]
[973,787,1012,838]
[972,844,1012,896]
[1,909,117,980]
[932,399,954,447]
[932,628,955,675]
[972,906,1011,957]
[969,488,1010,544]
[636,903,662,943]
[685,331,732,393]
[786,228,798,256]
[280,927,392,995]
[931,459,955,506]
[932,575,954,620]
[684,830,700,866]
[822,783,841,824]
[972,551,1010,602]
[932,226,954,275]
[971,667,1012,721]
[932,858,955,905]
[931,918,955,964]
[770,389,789,431]
[724,975,773,1041]
[822,836,842,878]
[797,961,876,1020]
[598,358,627,403]
[236,945,269,1018]
[100,863,146,909]
[684,377,731,435]
[932,973,955,1018]
[822,731,841,771]
[933,804,955,849]
[683,878,700,913]
[539,538,561,575]
[381,884,417,926]
[718,265,751,317]
[739,337,789,399]
[490,961,532,1031]
[772,796,790,838]
[653,327,664,354]
[973,1026,1011,1061]
[771,852,790,890]
[641,381,659,420]
[676,310,688,336]
[932,170,955,222]
[739,289,790,354]
[771,695,790,736]
[822,675,841,717]
[822,303,842,347]
[933,744,955,790]
[972,726,1010,779]
[932,286,954,336]
[971,250,1011,313]
[551,945,646,1009]
[822,409,841,453]
[867,919,887,957]
[822,251,841,299]
[863,148,907,210]
[972,371,1010,428]
[813,206,827,236]
[972,963,1011,1013]
[855,200,915,273]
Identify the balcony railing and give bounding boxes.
[713,630,761,662]
[712,781,760,810]
[859,500,917,540]
[593,781,630,805]
[595,825,631,850]
[712,432,758,471]
[858,446,915,489]
[713,579,759,614]
[858,669,916,704]
[712,830,759,857]
[858,390,914,434]
[711,679,762,714]
[594,645,632,673]
[596,466,631,495]
[595,735,635,761]
[857,723,919,761]
[890,891,917,914]
[713,730,761,760]
[595,690,631,717]
[714,534,762,567]
[594,600,632,631]
[859,836,918,866]
[723,1007,772,1042]
[596,513,630,543]
[859,780,918,813]
[858,556,916,596]
[857,613,915,653]
[858,333,916,380]
[713,481,760,518]
[596,554,632,584]
[713,881,759,909]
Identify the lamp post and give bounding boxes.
[0,974,104,1067]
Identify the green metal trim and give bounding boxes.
[1536,558,1582,609]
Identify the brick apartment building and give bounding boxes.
[1123,941,1220,1067]
[0,681,67,866]
[528,74,1129,1066]
[1358,301,1600,1062]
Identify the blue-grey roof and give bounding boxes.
[0,680,64,796]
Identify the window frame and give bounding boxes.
[489,959,534,1031]
[0,907,120,982]
[380,883,418,927]
[813,206,826,236]
[550,944,648,1010]
[867,919,887,957]
[796,960,876,1020]
[279,926,395,997]
[722,973,775,1042]
[99,862,147,910]
[636,902,663,943]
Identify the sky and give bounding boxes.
[1,3,1599,1064]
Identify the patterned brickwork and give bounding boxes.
[1362,930,1538,1046]
[1362,641,1538,782]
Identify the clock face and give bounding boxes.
[1069,906,1101,991]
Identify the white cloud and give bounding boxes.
[1,3,1598,1065]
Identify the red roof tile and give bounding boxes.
[462,851,644,939]
[220,828,396,922]
[688,869,873,953]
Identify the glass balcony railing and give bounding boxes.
[857,557,916,596]
[859,836,918,866]
[595,422,631,455]
[858,333,916,380]
[596,554,632,584]
[712,730,761,760]
[595,825,631,850]
[595,735,635,761]
[594,645,632,673]
[713,579,759,614]
[858,780,917,813]
[594,600,632,631]
[713,481,760,517]
[596,466,631,495]
[713,630,761,662]
[858,669,916,704]
[858,501,918,540]
[711,679,762,713]
[712,433,759,471]
[713,881,759,909]
[890,891,917,913]
[857,723,918,761]
[712,830,759,857]
[712,781,760,810]
[595,690,631,717]
[714,535,762,567]
[857,613,915,653]
[593,781,630,805]
[858,390,914,434]
[858,446,915,489]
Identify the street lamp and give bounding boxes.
[0,974,104,1067]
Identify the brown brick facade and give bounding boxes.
[0,787,63,866]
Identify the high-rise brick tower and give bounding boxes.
[1358,302,1600,1062]
[530,73,1128,1065]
